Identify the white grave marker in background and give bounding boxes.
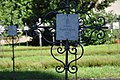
[113,22,119,30]
[0,25,4,34]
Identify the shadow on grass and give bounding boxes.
[0,71,64,80]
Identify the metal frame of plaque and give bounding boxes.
[8,26,17,36]
[56,14,79,40]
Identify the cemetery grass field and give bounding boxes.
[0,44,120,80]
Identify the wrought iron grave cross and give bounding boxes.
[30,0,107,80]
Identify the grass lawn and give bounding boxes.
[0,44,120,80]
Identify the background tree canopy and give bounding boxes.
[0,0,117,27]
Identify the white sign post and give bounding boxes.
[56,14,79,40]
[113,22,119,30]
[24,24,29,46]
[0,25,5,61]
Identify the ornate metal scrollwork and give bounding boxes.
[51,42,66,73]
[51,41,84,75]
[68,43,84,74]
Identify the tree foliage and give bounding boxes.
[0,0,117,27]
[0,0,33,27]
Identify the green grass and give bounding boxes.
[0,44,120,79]
[84,44,120,55]
[0,69,64,80]
[76,66,120,78]
[0,66,119,80]
[0,54,119,70]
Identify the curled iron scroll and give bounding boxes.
[68,43,84,74]
[51,42,66,73]
[78,13,106,43]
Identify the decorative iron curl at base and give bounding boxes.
[50,40,84,75]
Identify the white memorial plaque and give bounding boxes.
[8,26,17,36]
[113,22,119,29]
[56,14,79,40]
